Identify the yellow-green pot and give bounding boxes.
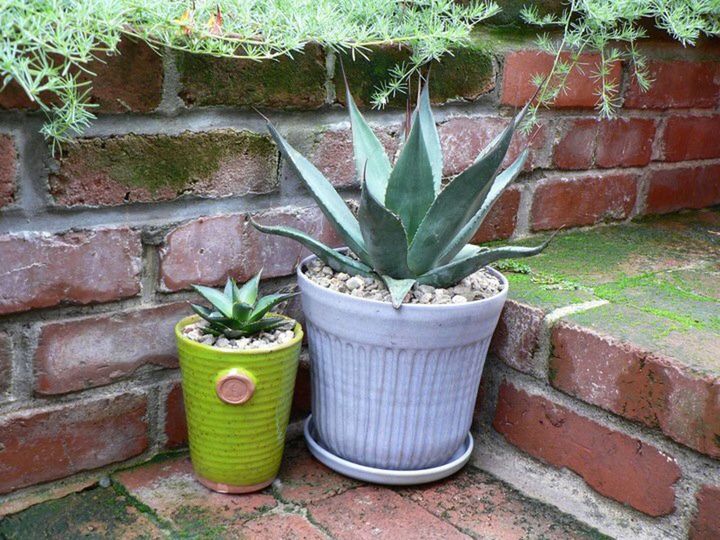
[175,314,302,494]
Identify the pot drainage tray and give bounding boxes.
[303,415,473,486]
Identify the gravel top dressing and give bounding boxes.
[182,320,296,350]
[304,259,503,305]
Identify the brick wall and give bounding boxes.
[0,33,719,504]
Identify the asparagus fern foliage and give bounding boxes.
[253,83,550,308]
[191,270,296,338]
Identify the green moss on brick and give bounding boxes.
[176,44,326,109]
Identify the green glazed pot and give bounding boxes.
[175,314,303,494]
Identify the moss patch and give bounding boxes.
[176,44,326,109]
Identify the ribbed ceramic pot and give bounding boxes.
[175,314,302,493]
[297,254,508,470]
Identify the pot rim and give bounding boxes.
[296,250,508,311]
[175,313,304,356]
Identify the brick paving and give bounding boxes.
[0,437,607,539]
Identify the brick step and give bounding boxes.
[0,438,607,539]
[475,208,720,538]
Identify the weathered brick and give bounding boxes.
[531,173,637,231]
[0,331,12,398]
[625,60,720,109]
[0,134,17,208]
[661,115,720,162]
[439,116,548,176]
[550,322,720,459]
[337,44,494,108]
[164,382,188,449]
[311,127,398,188]
[490,300,546,374]
[158,206,340,291]
[554,118,656,169]
[645,164,720,215]
[0,228,142,315]
[52,130,278,206]
[177,44,326,109]
[34,303,187,395]
[0,38,162,113]
[493,382,681,516]
[502,51,621,108]
[471,187,520,243]
[308,486,467,539]
[243,514,326,539]
[0,393,148,494]
[691,485,720,540]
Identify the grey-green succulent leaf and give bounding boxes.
[345,81,392,202]
[235,271,261,305]
[251,220,373,277]
[265,122,370,263]
[251,292,298,322]
[417,240,552,288]
[381,276,417,308]
[358,181,413,278]
[384,105,435,242]
[414,81,443,193]
[438,148,529,265]
[231,302,254,322]
[192,284,234,318]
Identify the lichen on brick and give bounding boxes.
[176,44,326,109]
[52,129,279,206]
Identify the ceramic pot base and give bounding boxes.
[196,475,274,494]
[303,415,473,486]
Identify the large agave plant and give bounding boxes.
[253,83,550,308]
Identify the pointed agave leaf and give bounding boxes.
[251,220,373,277]
[266,122,370,262]
[237,317,290,336]
[415,81,443,193]
[231,302,253,322]
[384,110,435,242]
[250,292,298,322]
[407,104,530,275]
[438,149,529,265]
[223,277,235,301]
[235,270,261,305]
[345,81,392,202]
[192,284,234,318]
[381,276,416,308]
[417,239,553,288]
[190,303,229,324]
[358,182,413,278]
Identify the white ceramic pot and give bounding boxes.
[297,253,508,470]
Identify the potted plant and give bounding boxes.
[175,271,302,493]
[251,81,549,478]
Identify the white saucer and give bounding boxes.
[303,415,473,486]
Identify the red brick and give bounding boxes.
[52,130,278,206]
[158,206,341,291]
[439,116,548,176]
[311,127,398,188]
[554,118,656,169]
[550,322,720,459]
[490,300,546,374]
[645,164,720,215]
[0,228,141,315]
[277,437,360,505]
[493,382,681,516]
[114,456,276,525]
[662,115,720,162]
[0,393,148,493]
[243,513,326,539]
[0,331,12,397]
[164,382,188,449]
[502,51,621,108]
[691,485,720,540]
[308,486,467,539]
[34,303,187,395]
[531,173,637,231]
[0,134,17,207]
[0,38,162,113]
[471,187,520,244]
[625,60,720,109]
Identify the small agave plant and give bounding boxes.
[190,270,296,338]
[253,82,549,308]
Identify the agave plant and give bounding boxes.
[253,82,550,308]
[190,271,296,338]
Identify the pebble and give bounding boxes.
[183,322,296,350]
[346,276,364,290]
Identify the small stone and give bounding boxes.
[418,284,435,294]
[199,334,215,345]
[321,266,333,276]
[336,272,350,282]
[452,295,468,304]
[215,336,232,348]
[346,276,364,290]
